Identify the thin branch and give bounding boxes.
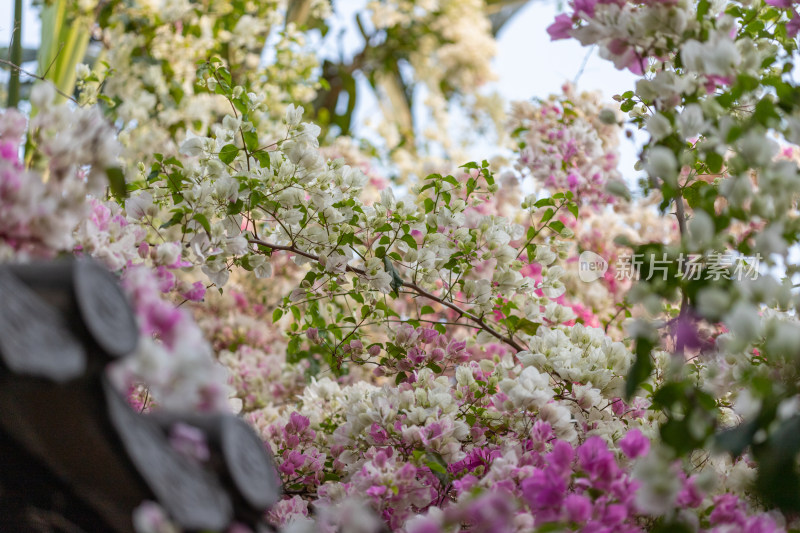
[41,41,64,80]
[248,238,526,352]
[0,58,79,104]
[604,305,627,334]
[674,192,688,237]
[573,45,595,86]
[674,192,690,353]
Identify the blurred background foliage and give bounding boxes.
[2,0,539,172]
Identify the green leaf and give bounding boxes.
[160,210,184,229]
[163,156,184,169]
[549,220,565,234]
[652,382,685,410]
[322,472,341,482]
[466,177,476,196]
[754,416,800,512]
[537,524,570,533]
[243,130,259,152]
[287,336,301,362]
[424,452,450,488]
[715,419,758,457]
[219,144,239,165]
[217,67,232,87]
[106,167,127,200]
[625,336,654,400]
[253,150,271,168]
[753,98,780,127]
[147,164,161,182]
[420,306,435,315]
[427,362,442,373]
[240,255,255,271]
[660,418,698,456]
[697,0,710,20]
[193,213,211,235]
[226,199,244,215]
[272,308,284,322]
[652,521,693,533]
[400,233,418,250]
[705,152,724,174]
[515,318,540,335]
[568,203,579,220]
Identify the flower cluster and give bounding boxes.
[93,0,323,166]
[115,63,579,387]
[518,323,634,397]
[0,85,118,259]
[6,0,800,531]
[509,84,624,207]
[111,265,231,412]
[550,0,800,519]
[253,359,780,531]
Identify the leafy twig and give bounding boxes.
[248,238,526,352]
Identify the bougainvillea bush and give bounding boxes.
[5,0,800,531]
